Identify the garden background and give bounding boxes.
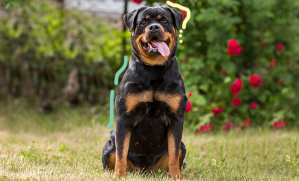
[1,0,298,132]
[1,0,299,179]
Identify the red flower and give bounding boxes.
[220,69,227,74]
[222,121,233,131]
[185,100,192,113]
[276,43,283,51]
[270,59,276,67]
[196,124,213,134]
[227,39,242,55]
[244,118,250,126]
[211,107,222,115]
[232,97,241,106]
[278,80,284,85]
[272,121,287,128]
[188,92,193,97]
[182,58,187,63]
[179,10,186,20]
[228,39,239,48]
[249,74,264,88]
[236,118,251,131]
[230,78,242,95]
[250,102,257,110]
[132,0,142,4]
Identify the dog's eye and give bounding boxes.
[162,19,168,24]
[140,20,147,26]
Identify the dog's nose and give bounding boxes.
[149,24,160,32]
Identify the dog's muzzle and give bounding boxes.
[141,24,170,57]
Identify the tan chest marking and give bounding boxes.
[154,92,182,113]
[125,91,154,113]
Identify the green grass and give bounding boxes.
[0,101,299,180]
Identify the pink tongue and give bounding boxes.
[151,41,170,57]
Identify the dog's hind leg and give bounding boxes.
[151,152,169,171]
[179,141,186,169]
[102,130,116,170]
[102,129,137,172]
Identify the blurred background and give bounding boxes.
[0,0,299,133]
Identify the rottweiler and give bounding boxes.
[102,6,187,179]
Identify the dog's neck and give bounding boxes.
[131,51,176,67]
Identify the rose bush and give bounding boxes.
[176,0,299,132]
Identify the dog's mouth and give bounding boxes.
[141,37,170,57]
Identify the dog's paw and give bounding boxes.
[169,172,184,180]
[114,170,126,179]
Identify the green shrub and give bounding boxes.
[0,0,130,104]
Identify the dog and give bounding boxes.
[102,6,187,179]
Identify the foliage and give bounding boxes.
[0,0,25,10]
[0,0,130,105]
[174,0,299,131]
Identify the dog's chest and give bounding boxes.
[125,89,181,115]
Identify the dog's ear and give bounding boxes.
[162,7,183,30]
[124,7,147,32]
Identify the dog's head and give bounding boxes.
[124,7,183,66]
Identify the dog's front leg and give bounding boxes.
[167,116,184,179]
[114,116,132,178]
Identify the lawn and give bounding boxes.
[0,101,298,180]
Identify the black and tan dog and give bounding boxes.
[102,6,187,179]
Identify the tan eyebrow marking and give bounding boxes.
[158,15,163,19]
[145,15,150,19]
